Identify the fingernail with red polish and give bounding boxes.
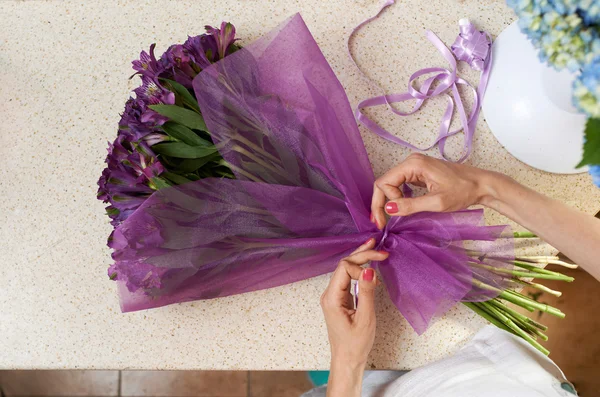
[369,212,375,223]
[363,268,374,282]
[385,202,398,214]
[364,237,373,245]
[378,250,389,256]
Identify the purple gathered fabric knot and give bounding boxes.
[348,2,493,163]
[451,19,492,72]
[109,14,513,335]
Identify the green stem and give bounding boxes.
[219,160,263,183]
[233,134,284,166]
[232,145,294,183]
[470,262,573,281]
[512,278,562,297]
[463,302,514,334]
[515,256,578,269]
[488,299,534,325]
[488,300,548,339]
[513,231,537,238]
[482,302,550,355]
[528,326,549,341]
[513,261,574,280]
[500,290,565,318]
[471,278,538,313]
[518,255,560,261]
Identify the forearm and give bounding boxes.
[326,359,364,397]
[479,172,600,280]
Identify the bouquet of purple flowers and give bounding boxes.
[98,15,574,354]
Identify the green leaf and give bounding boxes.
[149,104,207,131]
[159,78,201,112]
[162,172,193,185]
[106,207,120,217]
[577,118,600,168]
[150,177,172,190]
[175,153,221,172]
[161,121,211,147]
[153,141,217,159]
[109,272,118,280]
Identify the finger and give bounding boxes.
[410,180,427,188]
[376,154,426,188]
[378,182,404,204]
[372,155,429,228]
[345,249,389,268]
[385,194,445,216]
[355,267,378,324]
[329,250,389,291]
[349,237,376,256]
[371,183,387,230]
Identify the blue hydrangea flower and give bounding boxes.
[573,57,600,118]
[590,165,600,187]
[507,0,600,71]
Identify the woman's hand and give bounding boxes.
[320,238,388,397]
[371,153,492,229]
[370,153,600,281]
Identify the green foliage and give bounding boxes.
[577,118,600,168]
[149,104,207,131]
[152,141,217,159]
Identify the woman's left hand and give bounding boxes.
[320,238,388,397]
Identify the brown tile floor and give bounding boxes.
[0,370,313,397]
[516,265,600,397]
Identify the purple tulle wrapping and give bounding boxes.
[110,14,513,334]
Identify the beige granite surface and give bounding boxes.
[1,0,598,370]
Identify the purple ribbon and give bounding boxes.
[348,3,493,162]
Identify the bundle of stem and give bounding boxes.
[464,237,575,355]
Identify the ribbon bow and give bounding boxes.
[348,4,493,163]
[451,18,491,71]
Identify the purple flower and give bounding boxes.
[183,34,218,69]
[108,260,167,291]
[134,76,175,106]
[205,22,238,59]
[119,97,163,139]
[97,136,165,226]
[142,132,170,146]
[132,44,164,78]
[107,210,166,289]
[160,44,198,87]
[132,77,176,125]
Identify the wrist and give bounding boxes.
[328,359,365,397]
[331,356,366,374]
[475,169,508,208]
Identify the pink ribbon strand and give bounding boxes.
[348,2,493,163]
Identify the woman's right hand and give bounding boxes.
[371,153,494,229]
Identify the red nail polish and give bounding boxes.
[386,202,398,214]
[378,250,389,255]
[363,268,374,281]
[369,212,375,223]
[364,237,373,245]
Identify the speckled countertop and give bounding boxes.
[1,0,599,371]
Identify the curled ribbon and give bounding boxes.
[348,2,493,163]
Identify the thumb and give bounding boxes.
[385,194,443,216]
[355,268,377,323]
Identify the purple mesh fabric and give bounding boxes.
[109,14,513,334]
